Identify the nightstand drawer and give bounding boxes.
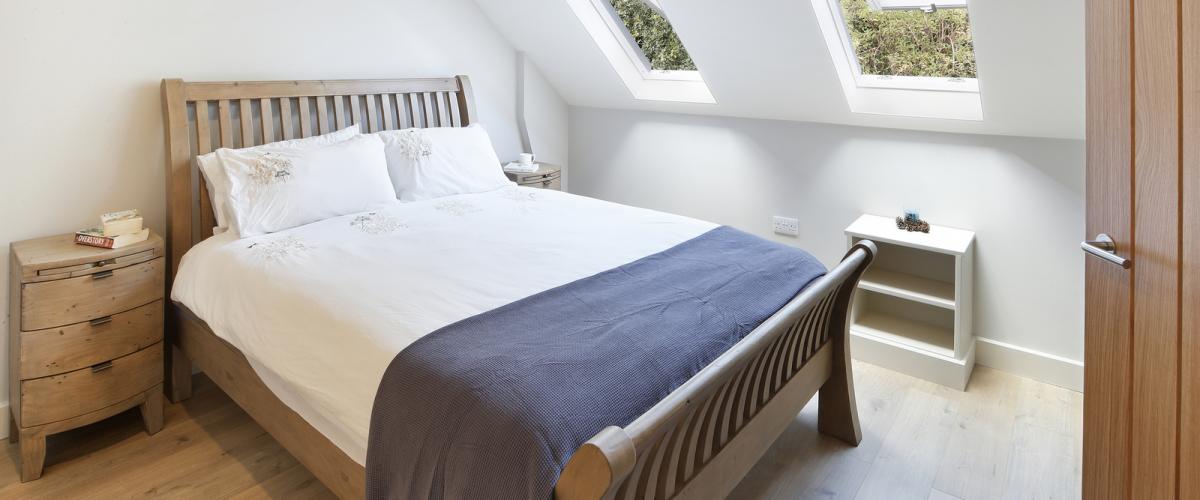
[20,343,162,427]
[515,171,559,183]
[20,300,163,379]
[21,258,163,331]
[520,175,561,190]
[33,249,158,282]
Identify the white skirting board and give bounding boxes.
[850,332,1084,393]
[974,337,1083,392]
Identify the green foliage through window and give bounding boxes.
[609,0,697,71]
[838,0,976,78]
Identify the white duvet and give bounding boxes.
[171,186,716,464]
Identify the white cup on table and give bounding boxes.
[519,153,535,165]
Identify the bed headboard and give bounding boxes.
[160,75,477,281]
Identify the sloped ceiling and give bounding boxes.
[474,0,1085,139]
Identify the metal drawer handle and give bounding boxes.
[92,270,114,280]
[95,258,116,268]
[91,361,114,373]
[89,316,113,327]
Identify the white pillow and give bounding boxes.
[219,134,396,238]
[377,124,513,201]
[198,124,360,235]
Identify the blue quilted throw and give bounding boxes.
[365,226,826,499]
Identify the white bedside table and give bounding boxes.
[844,214,976,390]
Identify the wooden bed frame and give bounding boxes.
[160,76,876,499]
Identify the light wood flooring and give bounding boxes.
[0,362,1081,499]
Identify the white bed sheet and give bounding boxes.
[171,187,716,464]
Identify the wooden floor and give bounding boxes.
[0,362,1081,500]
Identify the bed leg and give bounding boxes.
[818,242,873,446]
[817,341,861,445]
[167,343,193,403]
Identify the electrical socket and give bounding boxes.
[773,216,799,237]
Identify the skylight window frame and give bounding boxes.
[808,0,983,120]
[823,0,980,93]
[567,0,715,103]
[867,0,967,11]
[589,0,703,82]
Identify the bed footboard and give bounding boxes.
[556,241,876,500]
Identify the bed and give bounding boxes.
[160,76,876,499]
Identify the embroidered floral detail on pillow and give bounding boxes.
[433,199,482,216]
[247,235,312,261]
[393,129,433,160]
[351,212,408,234]
[249,152,294,185]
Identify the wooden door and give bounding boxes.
[1084,0,1198,498]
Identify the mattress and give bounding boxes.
[170,186,716,464]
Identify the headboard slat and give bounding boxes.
[366,95,380,133]
[448,92,462,127]
[279,98,295,140]
[298,96,313,138]
[334,95,347,130]
[436,92,449,127]
[260,98,275,143]
[408,94,422,128]
[380,94,394,130]
[422,93,435,127]
[351,95,364,130]
[195,102,212,156]
[217,100,234,148]
[161,76,477,287]
[239,99,254,147]
[316,97,331,134]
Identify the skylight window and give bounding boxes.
[840,0,976,82]
[810,0,983,119]
[608,0,696,72]
[567,0,715,103]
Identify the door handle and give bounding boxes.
[1081,234,1131,269]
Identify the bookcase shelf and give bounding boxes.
[852,311,954,358]
[858,268,955,310]
[846,214,976,390]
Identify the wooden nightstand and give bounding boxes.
[505,163,562,190]
[7,232,165,481]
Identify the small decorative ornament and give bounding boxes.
[896,211,931,233]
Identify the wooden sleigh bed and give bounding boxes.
[160,75,876,500]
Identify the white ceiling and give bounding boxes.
[473,0,1085,140]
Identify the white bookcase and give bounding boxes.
[845,214,976,390]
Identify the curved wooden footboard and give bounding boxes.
[556,241,876,500]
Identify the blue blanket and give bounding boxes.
[365,226,826,499]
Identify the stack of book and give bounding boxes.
[75,209,150,249]
[503,161,539,174]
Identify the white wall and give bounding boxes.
[0,0,567,421]
[521,56,571,185]
[569,107,1086,381]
